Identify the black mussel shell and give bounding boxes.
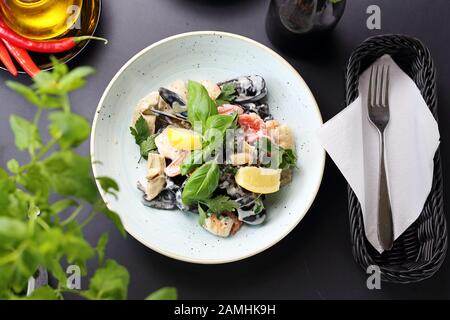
[241,102,273,121]
[219,75,268,103]
[158,87,186,108]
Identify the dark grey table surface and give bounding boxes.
[1,0,449,299]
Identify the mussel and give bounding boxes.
[241,102,273,121]
[158,87,187,114]
[151,88,190,128]
[218,75,268,103]
[236,198,267,225]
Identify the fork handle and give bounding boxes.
[378,132,394,250]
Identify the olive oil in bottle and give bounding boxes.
[0,0,83,40]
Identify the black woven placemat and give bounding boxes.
[345,35,447,283]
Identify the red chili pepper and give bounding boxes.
[0,39,17,76]
[2,39,40,77]
[0,18,107,53]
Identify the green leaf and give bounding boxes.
[48,112,91,149]
[25,286,60,300]
[204,113,237,141]
[139,135,157,159]
[180,150,203,176]
[6,81,41,107]
[33,71,61,95]
[97,203,126,237]
[6,159,20,174]
[182,160,219,205]
[0,217,27,244]
[198,203,207,227]
[187,80,217,130]
[215,83,237,106]
[82,260,129,300]
[201,195,239,214]
[50,56,68,79]
[49,199,78,215]
[130,116,150,145]
[146,287,178,300]
[59,66,96,92]
[43,151,98,203]
[256,137,297,169]
[280,148,297,170]
[17,163,50,197]
[96,233,109,266]
[9,115,42,151]
[97,176,119,198]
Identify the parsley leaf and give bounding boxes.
[201,195,239,214]
[130,116,157,159]
[130,115,150,145]
[215,83,237,106]
[139,135,157,159]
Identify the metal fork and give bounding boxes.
[367,65,394,251]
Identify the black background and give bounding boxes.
[0,0,449,299]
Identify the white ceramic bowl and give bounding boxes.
[91,31,325,264]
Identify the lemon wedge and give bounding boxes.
[167,127,202,150]
[235,167,281,194]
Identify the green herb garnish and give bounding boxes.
[215,83,237,106]
[256,137,297,170]
[201,195,239,214]
[187,80,218,130]
[130,116,157,159]
[181,160,220,205]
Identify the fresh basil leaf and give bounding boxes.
[17,163,50,197]
[33,71,61,95]
[181,160,219,205]
[59,66,96,92]
[215,83,237,106]
[146,287,178,300]
[96,202,126,237]
[180,150,203,176]
[9,115,42,151]
[204,113,237,141]
[198,203,208,226]
[0,217,27,244]
[187,80,217,130]
[96,233,109,266]
[43,151,98,203]
[49,199,78,215]
[25,286,60,300]
[6,159,20,174]
[82,260,130,300]
[50,56,68,80]
[48,112,91,149]
[201,195,239,214]
[5,81,41,107]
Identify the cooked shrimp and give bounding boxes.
[218,104,244,115]
[165,151,188,177]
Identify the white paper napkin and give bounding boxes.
[318,55,440,253]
